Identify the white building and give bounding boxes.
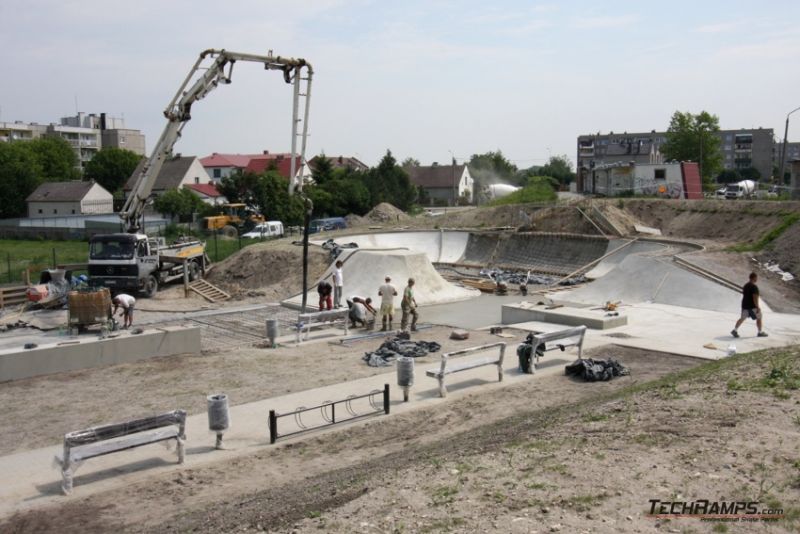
[26,181,113,217]
[406,163,474,206]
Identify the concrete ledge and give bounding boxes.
[501,302,627,330]
[0,326,202,382]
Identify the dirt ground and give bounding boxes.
[5,346,799,534]
[2,199,800,533]
[1,345,722,534]
[0,326,508,456]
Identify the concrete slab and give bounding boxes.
[0,326,202,382]
[502,302,628,329]
[283,249,479,310]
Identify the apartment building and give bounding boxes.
[577,127,774,181]
[0,112,146,170]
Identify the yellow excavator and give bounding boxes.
[203,203,265,238]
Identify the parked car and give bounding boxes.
[714,187,727,199]
[241,221,284,239]
[309,217,347,234]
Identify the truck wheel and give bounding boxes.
[188,261,200,281]
[221,225,238,239]
[142,275,158,298]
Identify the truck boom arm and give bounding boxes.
[121,49,313,233]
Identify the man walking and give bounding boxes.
[378,275,398,331]
[333,260,344,308]
[112,293,136,329]
[401,278,419,332]
[731,272,767,338]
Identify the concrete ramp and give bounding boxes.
[554,254,753,313]
[282,249,479,310]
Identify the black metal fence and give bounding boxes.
[268,384,390,444]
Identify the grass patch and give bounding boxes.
[420,517,466,533]
[725,353,800,398]
[728,212,800,252]
[488,180,556,206]
[582,412,609,423]
[431,485,459,506]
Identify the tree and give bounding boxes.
[662,111,723,184]
[153,188,204,220]
[363,150,417,210]
[520,155,575,188]
[468,150,520,187]
[739,166,761,181]
[28,137,81,181]
[84,147,143,193]
[217,170,261,206]
[311,153,335,186]
[716,169,742,184]
[0,142,43,218]
[401,157,420,168]
[251,170,306,225]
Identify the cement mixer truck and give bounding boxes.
[725,180,756,200]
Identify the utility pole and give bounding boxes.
[778,106,800,188]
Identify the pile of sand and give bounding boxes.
[207,242,329,301]
[344,213,366,227]
[365,202,410,223]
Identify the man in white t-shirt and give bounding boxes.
[113,293,136,329]
[333,260,344,308]
[346,295,376,328]
[378,276,398,331]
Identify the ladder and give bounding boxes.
[189,279,230,303]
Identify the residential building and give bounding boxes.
[123,156,211,197]
[0,121,47,142]
[577,127,774,181]
[183,183,227,205]
[407,163,474,206]
[26,181,113,217]
[200,151,311,183]
[308,155,369,173]
[0,112,146,169]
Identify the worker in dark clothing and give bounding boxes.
[317,280,333,311]
[731,272,767,338]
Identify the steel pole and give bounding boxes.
[778,107,800,190]
[289,68,301,195]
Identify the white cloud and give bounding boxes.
[571,14,639,29]
[694,21,741,33]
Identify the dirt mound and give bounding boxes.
[344,213,366,227]
[618,199,793,244]
[759,219,800,275]
[365,202,409,223]
[207,242,330,300]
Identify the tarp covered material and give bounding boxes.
[564,358,629,381]
[363,337,441,367]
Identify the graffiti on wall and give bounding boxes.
[633,177,684,199]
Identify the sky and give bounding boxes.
[2,0,800,169]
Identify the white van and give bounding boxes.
[241,221,284,239]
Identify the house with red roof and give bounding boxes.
[183,183,227,206]
[200,151,311,184]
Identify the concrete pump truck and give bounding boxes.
[87,49,313,296]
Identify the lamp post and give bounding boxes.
[448,150,456,206]
[778,106,800,187]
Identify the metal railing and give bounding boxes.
[268,384,390,444]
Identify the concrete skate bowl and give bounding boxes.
[283,231,617,310]
[315,230,611,276]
